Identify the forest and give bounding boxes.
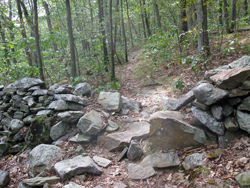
[0,0,249,90]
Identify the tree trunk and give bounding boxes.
[180,0,188,43]
[230,0,236,31]
[196,0,210,57]
[98,0,109,70]
[110,0,115,81]
[114,0,119,53]
[88,0,94,26]
[126,0,134,48]
[65,0,77,77]
[121,0,128,62]
[139,0,147,38]
[223,0,231,33]
[42,1,58,52]
[219,0,223,25]
[154,0,161,29]
[33,0,45,81]
[142,0,151,36]
[244,0,248,16]
[0,17,10,65]
[16,0,33,68]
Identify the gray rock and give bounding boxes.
[23,115,35,125]
[54,85,72,94]
[54,155,103,180]
[193,83,229,106]
[106,120,119,133]
[149,110,208,151]
[235,170,250,187]
[238,96,250,111]
[53,132,77,146]
[222,104,234,117]
[48,100,68,111]
[10,119,24,133]
[93,156,112,168]
[229,88,250,97]
[182,153,205,170]
[120,96,141,115]
[12,78,45,91]
[127,163,155,180]
[20,103,29,113]
[228,97,241,106]
[77,110,104,136]
[117,147,128,162]
[17,182,33,188]
[239,80,250,90]
[29,144,65,177]
[13,111,24,119]
[23,96,36,107]
[66,102,84,111]
[49,83,61,91]
[11,95,23,107]
[224,117,239,131]
[237,110,250,134]
[113,181,128,188]
[0,142,10,157]
[28,86,41,91]
[32,89,48,96]
[127,140,143,161]
[1,117,12,131]
[161,98,178,110]
[69,133,92,143]
[50,121,69,141]
[0,171,10,188]
[140,152,181,168]
[57,111,83,123]
[36,110,54,116]
[0,85,4,91]
[211,105,223,120]
[218,130,244,148]
[192,107,225,136]
[210,66,250,89]
[25,115,54,148]
[55,94,88,106]
[170,89,195,111]
[192,100,210,111]
[97,122,150,151]
[98,92,122,112]
[9,143,23,154]
[23,176,60,186]
[62,182,85,188]
[73,83,91,96]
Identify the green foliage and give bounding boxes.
[172,77,185,91]
[96,81,121,93]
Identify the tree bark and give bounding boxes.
[154,0,161,29]
[230,0,236,31]
[223,0,231,33]
[16,0,33,68]
[244,0,248,16]
[33,0,45,81]
[65,0,77,77]
[110,0,115,81]
[196,0,210,57]
[126,0,134,48]
[0,16,10,65]
[219,0,223,25]
[139,0,147,38]
[121,0,128,62]
[142,0,151,36]
[42,1,58,52]
[180,0,188,43]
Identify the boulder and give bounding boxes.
[127,163,155,180]
[55,94,88,106]
[149,111,208,151]
[11,78,45,91]
[29,144,65,177]
[22,96,36,107]
[238,96,250,112]
[77,110,104,136]
[235,170,250,187]
[97,122,150,151]
[57,111,83,123]
[106,120,119,133]
[140,152,181,168]
[48,100,69,111]
[211,105,223,120]
[0,171,10,188]
[224,117,239,131]
[54,155,103,180]
[120,96,141,115]
[50,121,69,141]
[237,110,250,134]
[127,140,144,161]
[170,89,195,111]
[10,119,24,134]
[23,176,60,186]
[182,153,205,170]
[31,89,48,96]
[210,66,250,89]
[54,85,72,94]
[98,92,122,112]
[93,156,112,168]
[192,107,225,136]
[73,83,91,96]
[25,115,54,148]
[193,83,229,106]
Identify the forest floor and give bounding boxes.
[2,32,250,188]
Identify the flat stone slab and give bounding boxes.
[54,155,103,180]
[182,153,205,170]
[23,176,60,186]
[98,92,122,112]
[93,156,112,168]
[140,152,181,168]
[57,111,83,123]
[210,66,250,90]
[237,110,250,134]
[55,94,88,106]
[127,163,155,180]
[97,122,150,151]
[170,89,195,111]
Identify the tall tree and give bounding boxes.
[219,0,223,25]
[8,0,16,64]
[154,0,161,29]
[121,0,128,62]
[33,0,45,81]
[0,15,10,65]
[223,0,231,33]
[231,0,236,31]
[243,0,248,16]
[126,0,134,48]
[65,0,77,77]
[16,0,33,68]
[110,0,115,81]
[196,0,210,57]
[142,0,151,36]
[42,1,58,52]
[180,0,188,43]
[139,0,146,38]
